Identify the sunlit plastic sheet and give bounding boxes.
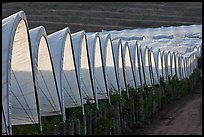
[112,38,126,93]
[140,39,200,80]
[163,50,172,79]
[139,45,153,86]
[160,50,168,81]
[99,33,118,93]
[185,56,191,78]
[177,38,202,57]
[29,26,61,116]
[127,40,142,88]
[179,55,185,80]
[170,51,177,78]
[100,29,145,41]
[151,48,163,82]
[2,11,39,134]
[71,30,96,107]
[48,28,82,121]
[148,47,160,84]
[176,53,183,80]
[183,56,188,79]
[145,36,201,56]
[145,44,196,80]
[86,32,107,103]
[186,51,197,75]
[121,41,136,91]
[138,39,168,83]
[102,25,202,45]
[177,25,202,39]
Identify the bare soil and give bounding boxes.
[124,76,202,135]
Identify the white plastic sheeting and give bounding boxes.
[170,51,177,78]
[161,50,168,81]
[152,48,163,81]
[174,53,181,80]
[127,40,142,88]
[48,28,82,122]
[30,26,61,116]
[148,47,160,84]
[86,33,107,101]
[2,11,39,134]
[185,51,197,76]
[164,50,172,79]
[99,33,118,93]
[87,25,201,91]
[112,39,126,93]
[2,10,202,135]
[121,41,136,91]
[139,45,153,86]
[102,24,202,41]
[71,30,96,108]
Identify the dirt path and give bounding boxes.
[124,76,202,135]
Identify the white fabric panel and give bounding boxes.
[48,28,82,122]
[180,55,185,79]
[102,25,201,40]
[101,30,145,41]
[102,24,202,85]
[164,51,172,78]
[99,33,119,92]
[63,33,82,108]
[188,54,193,75]
[121,41,136,89]
[29,26,61,116]
[127,40,142,88]
[186,52,197,75]
[192,52,197,72]
[137,45,146,87]
[152,49,163,82]
[175,53,180,79]
[171,51,176,77]
[197,45,202,57]
[186,57,191,78]
[86,33,107,100]
[145,37,201,56]
[140,45,152,86]
[71,31,96,105]
[149,47,160,84]
[178,54,183,80]
[161,50,168,81]
[176,25,202,38]
[183,57,188,78]
[2,11,38,134]
[112,39,126,92]
[184,57,188,79]
[152,34,174,40]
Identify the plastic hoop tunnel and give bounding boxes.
[29,26,61,116]
[112,38,126,94]
[121,40,136,93]
[127,40,142,88]
[71,30,97,109]
[99,33,118,96]
[86,32,107,106]
[2,11,39,134]
[48,28,82,121]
